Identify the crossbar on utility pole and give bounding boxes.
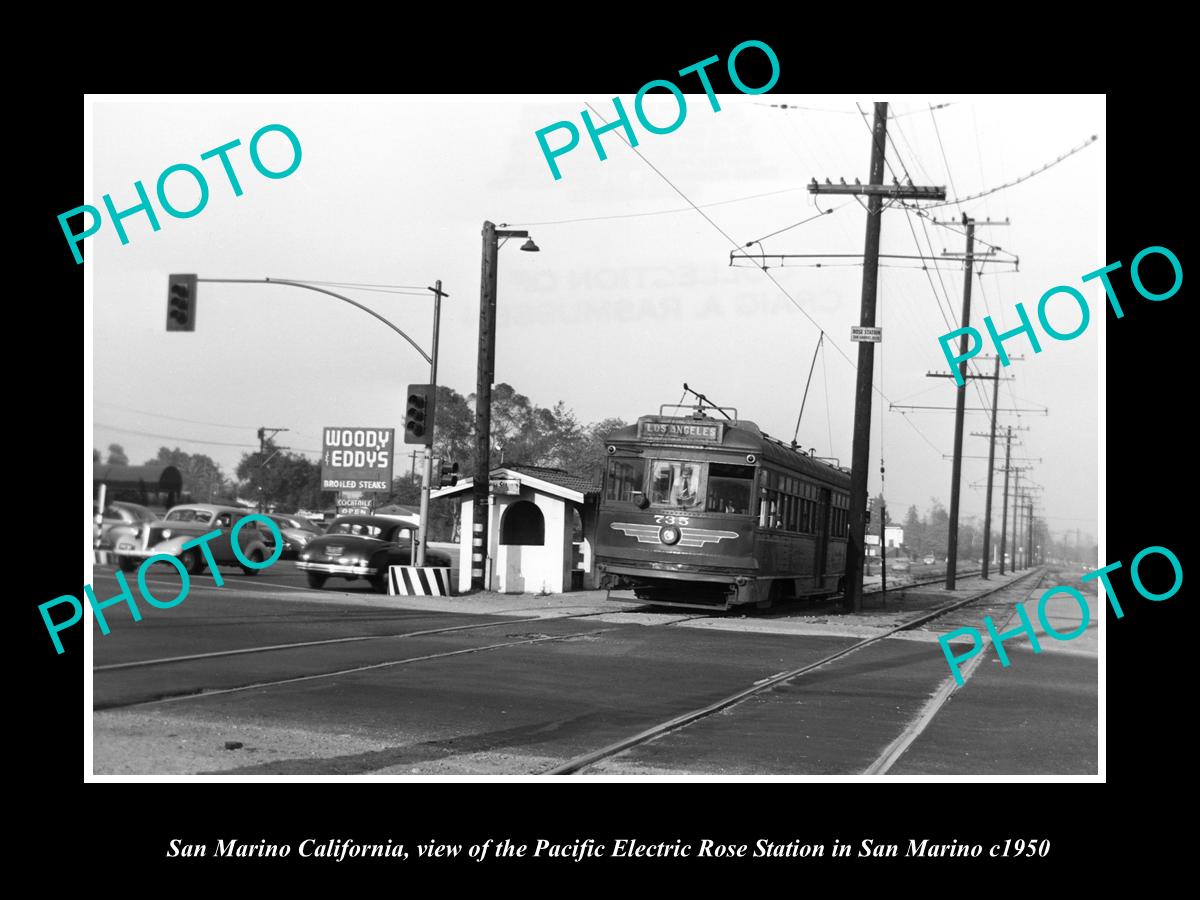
[808,103,946,612]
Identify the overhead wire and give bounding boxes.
[923,134,1099,209]
[581,101,946,457]
[502,186,810,228]
[94,422,320,454]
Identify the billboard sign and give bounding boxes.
[321,427,395,491]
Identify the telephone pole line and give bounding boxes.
[807,102,946,611]
[929,215,1010,589]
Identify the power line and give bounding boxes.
[95,401,259,431]
[94,422,320,454]
[581,102,946,458]
[923,134,1099,208]
[502,186,811,228]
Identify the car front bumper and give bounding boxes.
[296,561,379,577]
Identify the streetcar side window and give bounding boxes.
[605,457,646,502]
[706,463,754,515]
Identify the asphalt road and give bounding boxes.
[88,562,1097,776]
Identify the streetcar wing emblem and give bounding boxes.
[610,523,739,547]
[610,523,662,544]
[678,528,739,548]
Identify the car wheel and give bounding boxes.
[368,574,388,594]
[240,550,264,576]
[306,572,327,589]
[117,556,138,573]
[179,548,201,576]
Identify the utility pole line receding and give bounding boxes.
[807,102,946,611]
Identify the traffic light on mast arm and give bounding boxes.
[405,384,436,446]
[439,461,459,488]
[166,274,197,331]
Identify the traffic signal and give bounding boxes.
[166,273,197,331]
[439,461,459,488]
[405,383,435,445]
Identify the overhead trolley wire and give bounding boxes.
[578,102,947,458]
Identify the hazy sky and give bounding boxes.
[88,94,1103,543]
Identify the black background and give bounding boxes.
[21,24,1184,884]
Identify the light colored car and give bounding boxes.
[94,501,159,549]
[112,503,275,576]
[923,555,936,565]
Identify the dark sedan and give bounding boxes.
[295,515,450,592]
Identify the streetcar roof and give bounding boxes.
[604,415,851,489]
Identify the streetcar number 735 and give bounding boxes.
[654,515,689,525]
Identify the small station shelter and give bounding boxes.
[432,464,600,595]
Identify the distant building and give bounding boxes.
[865,524,904,557]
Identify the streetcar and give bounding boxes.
[595,402,851,610]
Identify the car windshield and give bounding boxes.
[165,508,215,524]
[326,521,387,538]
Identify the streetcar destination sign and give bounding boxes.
[639,420,722,443]
[321,427,395,491]
[850,326,883,342]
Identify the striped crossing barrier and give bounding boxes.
[94,550,113,565]
[388,566,453,597]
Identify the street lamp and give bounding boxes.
[472,221,539,591]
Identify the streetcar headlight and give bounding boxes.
[660,525,681,545]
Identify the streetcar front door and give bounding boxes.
[815,487,831,590]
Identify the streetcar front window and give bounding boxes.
[605,457,646,502]
[706,463,754,515]
[649,460,704,508]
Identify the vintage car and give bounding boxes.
[297,515,451,592]
[94,501,159,549]
[112,503,276,576]
[265,513,323,559]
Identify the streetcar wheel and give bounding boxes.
[306,572,327,589]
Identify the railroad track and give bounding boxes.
[542,566,1047,775]
[92,607,714,711]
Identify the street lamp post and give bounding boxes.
[473,221,539,591]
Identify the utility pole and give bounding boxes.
[999,426,1012,575]
[807,103,945,611]
[415,279,445,568]
[945,215,974,589]
[475,223,534,591]
[256,426,288,512]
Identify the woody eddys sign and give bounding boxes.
[321,427,395,491]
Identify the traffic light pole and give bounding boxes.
[416,280,445,567]
[186,275,448,567]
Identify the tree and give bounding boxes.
[235,442,322,511]
[902,504,924,557]
[93,448,102,465]
[432,385,475,473]
[106,443,128,466]
[926,498,949,560]
[145,447,227,503]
